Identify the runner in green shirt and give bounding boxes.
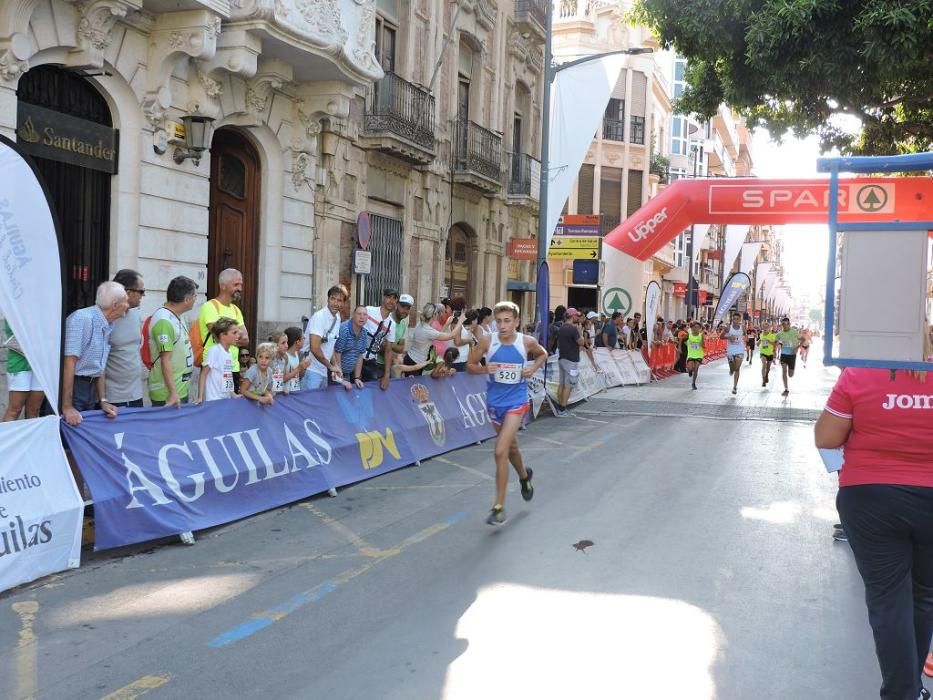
[757,321,777,388]
[775,317,801,396]
[148,276,197,406]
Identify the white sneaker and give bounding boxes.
[179,531,196,545]
[328,487,338,497]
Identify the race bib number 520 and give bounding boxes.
[494,363,523,384]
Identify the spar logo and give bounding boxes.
[627,208,668,243]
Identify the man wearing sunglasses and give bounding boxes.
[105,269,146,408]
[302,283,348,390]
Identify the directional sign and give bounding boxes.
[551,236,600,249]
[548,249,599,260]
[548,236,600,260]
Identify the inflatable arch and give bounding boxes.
[604,176,933,260]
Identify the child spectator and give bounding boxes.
[241,342,275,405]
[196,316,239,403]
[269,331,289,394]
[283,326,310,392]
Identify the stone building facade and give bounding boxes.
[0,0,545,339]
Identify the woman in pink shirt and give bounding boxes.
[815,363,933,700]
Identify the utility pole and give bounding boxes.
[685,141,701,321]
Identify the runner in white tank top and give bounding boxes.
[467,301,547,527]
[719,311,746,395]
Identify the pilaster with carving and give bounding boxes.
[69,0,143,67]
[142,10,222,128]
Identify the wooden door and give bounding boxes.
[208,129,260,338]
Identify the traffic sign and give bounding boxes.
[548,236,599,260]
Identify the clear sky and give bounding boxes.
[749,128,832,307]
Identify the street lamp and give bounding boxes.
[534,0,653,330]
[173,111,216,166]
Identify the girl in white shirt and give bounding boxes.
[196,317,239,402]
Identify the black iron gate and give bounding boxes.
[364,214,403,306]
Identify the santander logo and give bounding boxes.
[627,207,668,243]
[881,394,933,410]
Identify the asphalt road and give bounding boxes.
[2,355,925,699]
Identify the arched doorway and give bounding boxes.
[208,128,260,337]
[446,224,473,304]
[16,66,115,313]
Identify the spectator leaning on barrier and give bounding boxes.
[302,283,346,390]
[362,288,397,389]
[555,308,585,417]
[601,312,620,350]
[405,303,463,367]
[199,268,249,392]
[148,275,197,408]
[334,305,369,390]
[391,293,414,357]
[3,318,44,421]
[63,281,129,426]
[106,269,145,408]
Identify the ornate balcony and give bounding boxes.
[514,0,546,43]
[507,152,540,210]
[453,120,502,193]
[361,72,436,165]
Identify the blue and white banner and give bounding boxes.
[713,272,752,325]
[63,375,495,550]
[0,416,83,592]
[0,136,63,412]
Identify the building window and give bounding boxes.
[375,17,397,72]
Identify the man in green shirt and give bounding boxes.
[199,268,249,392]
[775,317,802,397]
[148,276,198,406]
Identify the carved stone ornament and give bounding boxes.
[0,50,29,84]
[245,74,283,114]
[197,64,223,98]
[292,151,311,191]
[275,0,349,46]
[352,0,378,72]
[143,11,223,128]
[76,0,131,52]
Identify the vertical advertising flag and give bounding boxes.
[713,272,752,325]
[0,135,63,410]
[644,281,661,360]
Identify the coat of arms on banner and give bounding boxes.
[411,384,445,447]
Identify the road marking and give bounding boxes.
[433,456,493,481]
[299,502,386,558]
[99,674,172,700]
[206,512,465,649]
[536,436,565,447]
[12,599,39,700]
[356,484,476,490]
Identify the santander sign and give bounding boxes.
[605,177,932,260]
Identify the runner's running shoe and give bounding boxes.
[486,506,507,526]
[520,468,534,502]
[918,688,930,700]
[832,525,848,542]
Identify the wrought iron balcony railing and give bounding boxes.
[364,72,435,152]
[508,152,539,198]
[630,115,646,145]
[602,117,625,142]
[453,120,502,182]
